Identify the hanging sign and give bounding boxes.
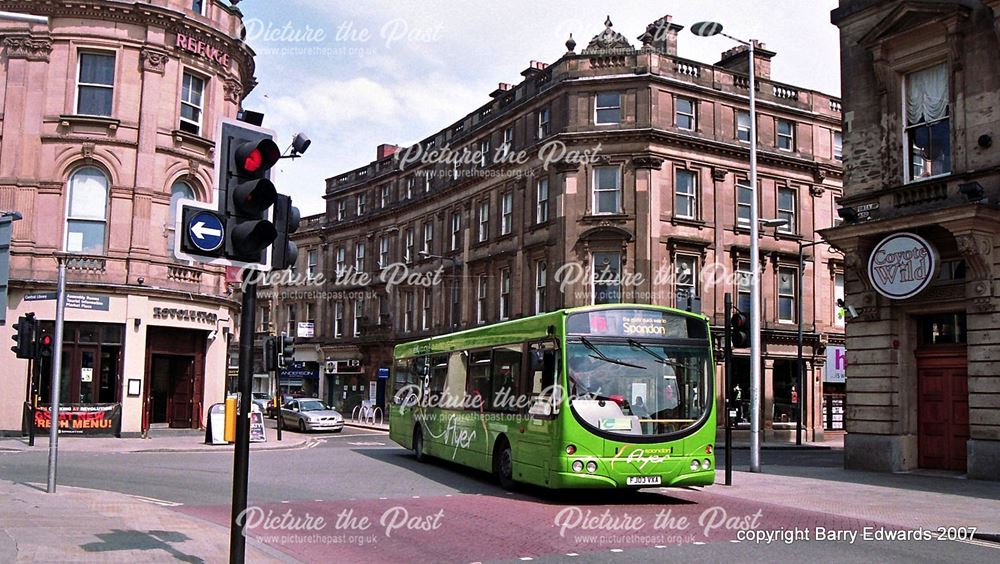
[868,232,936,300]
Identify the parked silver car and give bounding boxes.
[281,399,344,433]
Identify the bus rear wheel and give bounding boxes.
[494,439,515,490]
[413,427,426,462]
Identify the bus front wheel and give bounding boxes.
[413,427,426,462]
[494,438,515,490]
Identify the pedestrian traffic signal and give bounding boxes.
[278,333,295,368]
[270,194,301,271]
[37,330,53,359]
[219,122,280,264]
[11,313,36,359]
[730,310,750,349]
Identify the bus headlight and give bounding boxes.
[690,460,700,471]
[586,461,598,474]
[572,460,584,473]
[702,459,711,470]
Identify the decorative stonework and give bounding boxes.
[955,232,993,280]
[140,49,168,74]
[843,252,873,293]
[583,17,634,53]
[81,143,96,161]
[3,35,53,61]
[711,168,728,182]
[810,185,826,197]
[224,78,243,104]
[631,156,663,170]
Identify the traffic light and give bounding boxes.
[37,330,53,359]
[270,194,301,271]
[219,122,280,264]
[730,310,749,349]
[277,332,295,368]
[263,336,277,372]
[11,313,36,359]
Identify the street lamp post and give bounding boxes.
[692,21,762,472]
[419,251,461,328]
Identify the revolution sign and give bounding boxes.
[868,233,936,300]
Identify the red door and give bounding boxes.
[915,347,968,471]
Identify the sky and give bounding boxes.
[240,0,841,217]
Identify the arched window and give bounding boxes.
[167,180,196,258]
[65,167,109,254]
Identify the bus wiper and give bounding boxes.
[627,338,703,374]
[580,337,646,370]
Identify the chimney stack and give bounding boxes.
[638,15,684,56]
[715,40,776,79]
[377,144,399,159]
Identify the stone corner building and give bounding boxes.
[0,0,255,435]
[285,16,845,440]
[826,0,1000,480]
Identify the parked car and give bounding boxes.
[281,399,344,433]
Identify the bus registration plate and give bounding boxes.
[626,476,661,486]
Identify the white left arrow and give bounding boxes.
[191,221,222,240]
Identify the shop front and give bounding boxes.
[2,289,233,436]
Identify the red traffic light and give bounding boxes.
[41,334,52,346]
[234,139,280,178]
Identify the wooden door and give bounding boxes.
[916,347,969,471]
[169,356,196,428]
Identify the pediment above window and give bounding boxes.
[859,1,970,49]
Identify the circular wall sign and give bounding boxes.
[868,232,937,300]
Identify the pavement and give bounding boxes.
[0,479,291,563]
[0,421,314,454]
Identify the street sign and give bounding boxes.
[187,210,225,253]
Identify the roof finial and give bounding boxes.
[566,33,576,52]
[605,15,613,28]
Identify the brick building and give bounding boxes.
[826,0,1000,479]
[0,0,255,435]
[284,16,844,440]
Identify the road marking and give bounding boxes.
[379,497,388,500]
[729,540,740,543]
[957,539,1000,550]
[610,548,623,552]
[693,541,706,545]
[518,558,533,561]
[280,501,289,504]
[566,553,579,557]
[314,499,324,502]
[347,441,386,446]
[127,494,183,507]
[654,545,666,549]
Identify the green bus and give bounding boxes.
[388,304,715,489]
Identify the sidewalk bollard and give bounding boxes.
[224,396,237,443]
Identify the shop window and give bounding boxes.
[771,360,799,424]
[65,167,109,254]
[918,313,966,346]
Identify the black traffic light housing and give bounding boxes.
[263,336,278,372]
[11,313,36,359]
[37,329,53,359]
[218,122,281,264]
[271,194,301,271]
[278,333,295,368]
[730,310,750,349]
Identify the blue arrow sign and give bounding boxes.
[187,210,224,252]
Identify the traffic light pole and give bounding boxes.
[724,293,733,486]
[47,257,67,493]
[230,274,257,564]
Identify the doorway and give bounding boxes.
[915,346,968,471]
[149,354,196,428]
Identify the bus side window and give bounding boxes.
[491,345,521,413]
[527,343,559,416]
[392,358,416,405]
[466,351,491,411]
[429,355,448,404]
[444,351,467,408]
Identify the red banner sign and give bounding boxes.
[28,404,122,436]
